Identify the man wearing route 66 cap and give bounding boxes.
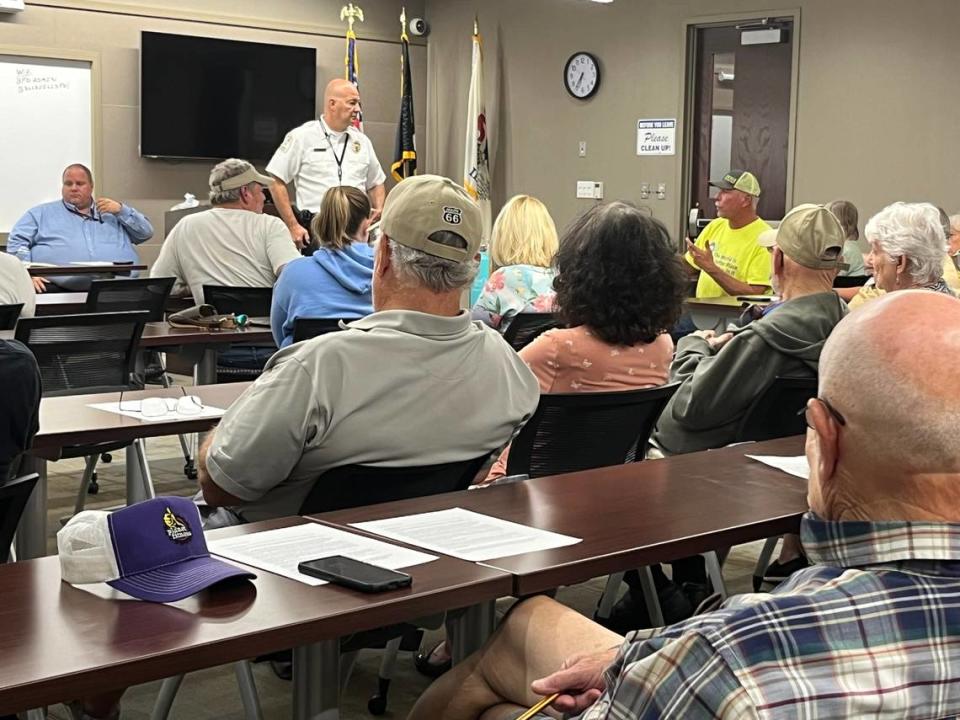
[195,175,540,529]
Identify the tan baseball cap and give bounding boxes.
[380,175,483,262]
[758,203,844,270]
[709,169,761,197]
[211,164,273,192]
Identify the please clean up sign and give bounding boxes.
[636,118,676,155]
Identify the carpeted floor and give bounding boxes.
[34,378,772,720]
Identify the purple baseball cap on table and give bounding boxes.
[58,496,255,603]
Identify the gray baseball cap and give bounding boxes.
[380,175,483,262]
[210,164,273,192]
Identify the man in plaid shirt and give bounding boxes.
[409,289,960,719]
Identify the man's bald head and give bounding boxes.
[322,78,361,131]
[808,290,960,521]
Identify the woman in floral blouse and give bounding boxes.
[483,201,688,481]
[471,195,559,330]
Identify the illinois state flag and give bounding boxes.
[463,21,491,243]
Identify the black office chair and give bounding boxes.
[501,312,561,351]
[734,374,818,443]
[292,317,348,343]
[0,473,39,563]
[0,303,24,330]
[734,374,819,590]
[506,383,680,478]
[202,285,273,317]
[202,285,275,383]
[85,277,196,479]
[833,275,870,289]
[15,311,154,514]
[154,454,491,720]
[85,277,175,321]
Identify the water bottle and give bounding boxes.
[15,246,30,264]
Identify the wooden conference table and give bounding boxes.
[316,435,808,596]
[18,383,252,560]
[26,263,147,277]
[0,516,512,718]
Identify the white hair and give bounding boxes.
[863,202,946,285]
[209,158,256,205]
[387,235,478,293]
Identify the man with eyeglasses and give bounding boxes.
[407,290,960,720]
[7,164,153,292]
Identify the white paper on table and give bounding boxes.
[351,507,582,562]
[208,522,438,586]
[87,400,225,423]
[70,261,121,266]
[746,454,810,479]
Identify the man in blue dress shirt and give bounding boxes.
[7,163,153,291]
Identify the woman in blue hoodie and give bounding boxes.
[270,186,375,347]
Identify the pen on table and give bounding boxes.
[515,693,559,720]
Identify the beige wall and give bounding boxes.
[0,0,426,266]
[424,0,960,239]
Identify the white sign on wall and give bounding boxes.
[636,118,676,156]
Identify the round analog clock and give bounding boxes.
[564,52,601,99]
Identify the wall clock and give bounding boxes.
[564,52,601,99]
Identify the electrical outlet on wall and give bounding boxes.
[656,183,666,200]
[640,183,650,200]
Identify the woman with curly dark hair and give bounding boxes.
[483,201,686,481]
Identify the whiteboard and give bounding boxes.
[0,55,93,233]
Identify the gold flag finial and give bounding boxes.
[400,6,407,34]
[340,3,365,32]
[473,15,479,36]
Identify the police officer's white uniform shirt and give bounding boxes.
[266,119,386,212]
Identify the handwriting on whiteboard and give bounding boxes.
[16,68,69,93]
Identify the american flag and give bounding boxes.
[345,28,363,131]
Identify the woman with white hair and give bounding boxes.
[849,202,954,309]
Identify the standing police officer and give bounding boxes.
[267,78,386,248]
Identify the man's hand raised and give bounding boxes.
[95,198,123,215]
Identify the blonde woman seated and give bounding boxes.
[483,201,687,482]
[471,195,559,330]
[848,201,953,310]
[270,186,374,348]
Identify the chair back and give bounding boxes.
[0,303,24,330]
[734,375,818,442]
[86,277,176,322]
[506,382,680,478]
[202,285,273,317]
[292,317,348,343]
[299,454,490,515]
[501,312,561,351]
[0,473,39,563]
[15,311,149,396]
[833,275,870,289]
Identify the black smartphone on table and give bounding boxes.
[298,555,412,593]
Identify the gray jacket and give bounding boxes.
[653,292,847,455]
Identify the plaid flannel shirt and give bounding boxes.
[570,512,960,719]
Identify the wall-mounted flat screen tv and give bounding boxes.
[140,32,316,160]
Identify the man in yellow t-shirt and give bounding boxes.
[685,169,772,298]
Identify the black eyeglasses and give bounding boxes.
[797,397,847,429]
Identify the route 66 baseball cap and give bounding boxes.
[380,174,483,262]
[58,496,254,603]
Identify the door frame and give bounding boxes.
[676,8,802,237]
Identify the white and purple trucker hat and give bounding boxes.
[58,496,255,603]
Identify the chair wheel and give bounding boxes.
[184,462,198,480]
[100,452,112,464]
[88,473,100,495]
[367,694,387,716]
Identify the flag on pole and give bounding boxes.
[463,18,492,242]
[345,27,364,131]
[391,16,417,181]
